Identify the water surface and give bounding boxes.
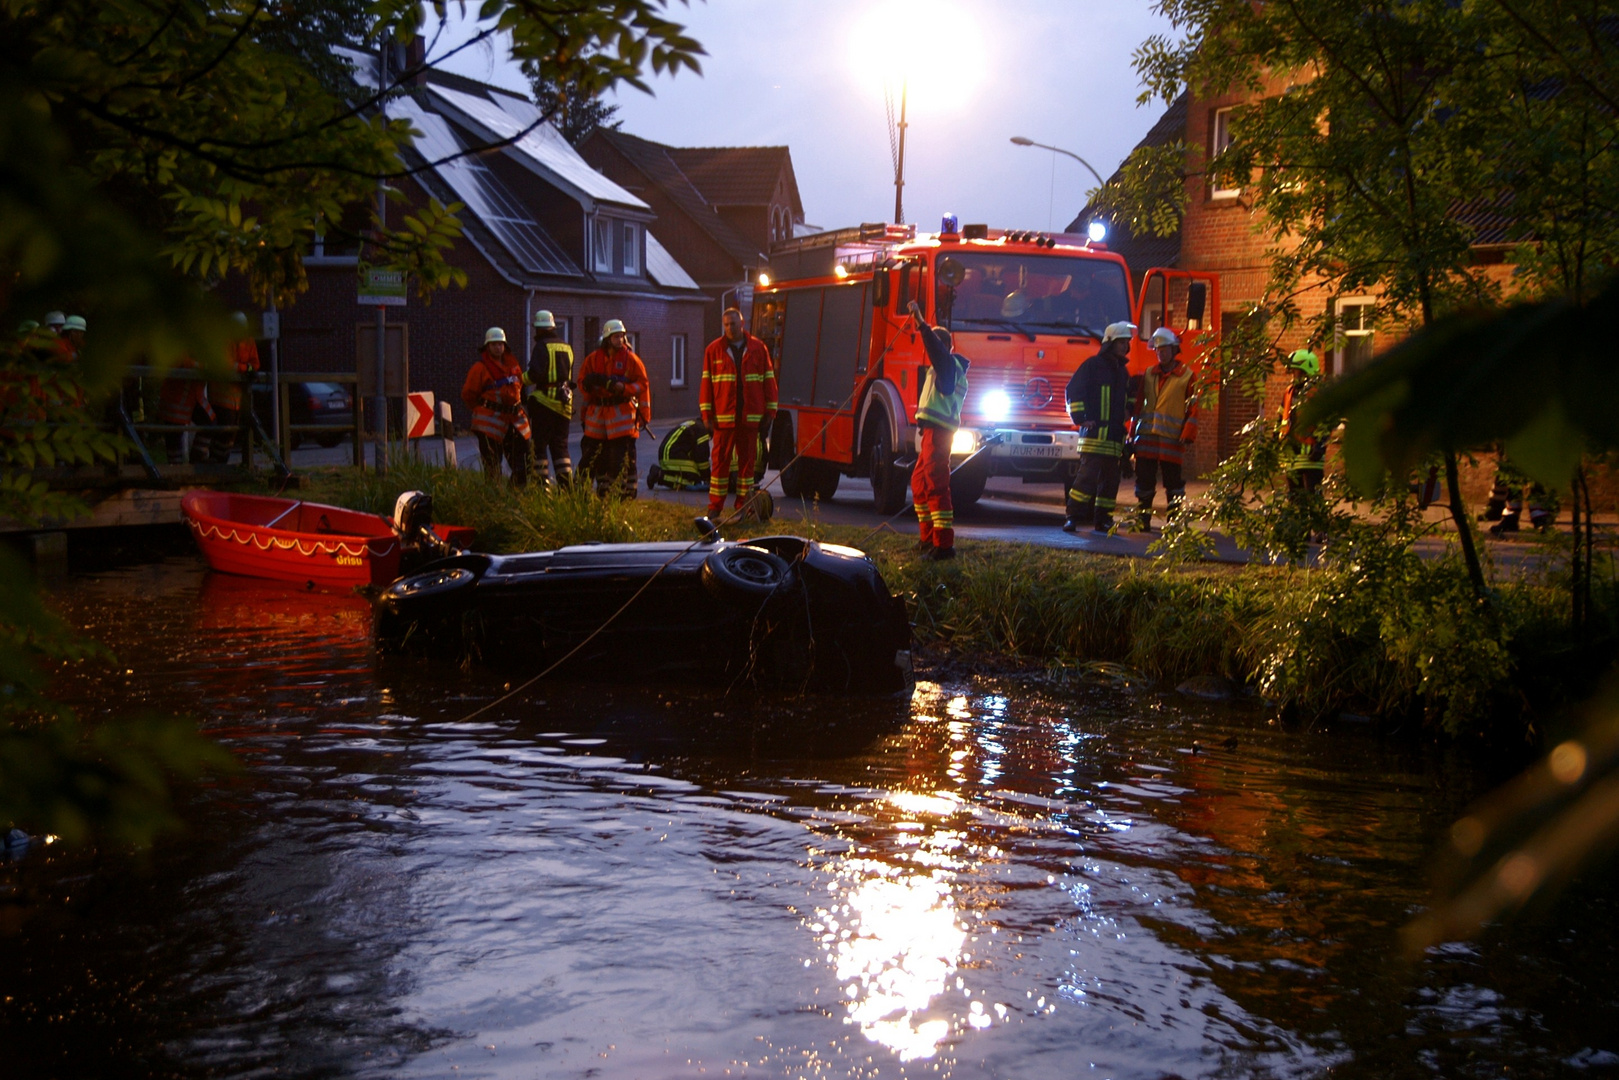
[4,557,1616,1078]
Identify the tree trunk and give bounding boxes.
[1445,449,1487,599]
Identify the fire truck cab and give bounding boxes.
[753,221,1219,515]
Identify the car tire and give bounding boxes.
[867,414,911,516]
[701,545,791,600]
[316,434,343,449]
[382,566,477,608]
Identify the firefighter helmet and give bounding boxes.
[1288,349,1320,377]
[63,315,87,333]
[484,327,507,345]
[1150,327,1180,349]
[1103,321,1138,343]
[533,310,556,329]
[603,319,627,338]
[42,311,65,329]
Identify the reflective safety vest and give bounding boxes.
[1280,379,1326,472]
[158,356,213,425]
[1066,351,1130,457]
[464,352,532,442]
[1130,361,1198,464]
[527,340,574,419]
[579,345,649,440]
[699,334,776,429]
[915,355,969,432]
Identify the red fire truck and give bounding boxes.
[752,220,1220,514]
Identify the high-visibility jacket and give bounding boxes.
[1129,361,1198,464]
[526,335,574,419]
[699,333,776,429]
[579,344,649,440]
[209,339,260,411]
[158,355,213,425]
[1280,379,1326,472]
[914,323,968,432]
[463,350,531,442]
[1065,350,1130,457]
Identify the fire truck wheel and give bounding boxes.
[780,454,808,499]
[867,418,910,516]
[807,460,840,501]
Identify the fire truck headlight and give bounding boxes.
[951,428,979,455]
[981,388,1012,422]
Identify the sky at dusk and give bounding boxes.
[429,0,1180,236]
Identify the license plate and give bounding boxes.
[1008,443,1063,458]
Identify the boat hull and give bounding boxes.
[182,491,411,588]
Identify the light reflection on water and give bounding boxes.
[4,557,1617,1079]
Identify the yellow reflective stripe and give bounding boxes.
[1100,386,1111,422]
[1077,438,1123,456]
[711,373,738,382]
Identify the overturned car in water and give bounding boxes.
[373,533,913,694]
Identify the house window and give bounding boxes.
[627,330,641,352]
[556,316,571,344]
[584,316,600,346]
[670,333,687,388]
[622,222,640,276]
[1210,107,1240,199]
[1334,298,1375,374]
[593,218,612,273]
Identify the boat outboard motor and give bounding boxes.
[394,490,455,564]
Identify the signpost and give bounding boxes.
[405,392,435,439]
[358,264,406,472]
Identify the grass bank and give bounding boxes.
[301,462,1608,742]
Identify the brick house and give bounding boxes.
[273,57,709,427]
[1078,83,1521,479]
[577,130,806,344]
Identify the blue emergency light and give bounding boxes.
[941,213,960,234]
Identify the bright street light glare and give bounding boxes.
[980,388,1012,422]
[852,0,984,111]
[1087,221,1108,242]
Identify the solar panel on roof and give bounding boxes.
[393,98,580,278]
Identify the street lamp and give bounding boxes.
[1009,136,1107,187]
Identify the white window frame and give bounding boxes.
[1333,296,1376,376]
[670,333,687,388]
[622,222,640,276]
[1210,107,1240,199]
[592,218,613,273]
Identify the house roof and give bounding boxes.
[426,85,650,213]
[665,146,803,218]
[646,232,700,290]
[588,129,770,269]
[1069,92,1188,283]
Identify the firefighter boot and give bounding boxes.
[1063,494,1094,533]
[1131,506,1152,532]
[1489,513,1520,535]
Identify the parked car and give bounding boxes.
[374,534,912,694]
[251,380,356,449]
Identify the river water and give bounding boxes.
[5,556,1617,1079]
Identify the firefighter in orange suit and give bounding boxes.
[158,354,212,463]
[700,306,777,518]
[908,301,970,560]
[206,312,261,463]
[462,326,531,486]
[578,319,649,498]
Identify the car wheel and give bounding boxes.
[383,566,477,605]
[316,433,343,449]
[867,414,911,516]
[701,545,791,600]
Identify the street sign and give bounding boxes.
[406,392,435,439]
[358,266,407,307]
[260,311,280,339]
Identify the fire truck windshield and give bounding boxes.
[937,252,1131,339]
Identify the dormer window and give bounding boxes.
[592,218,612,273]
[622,222,640,275]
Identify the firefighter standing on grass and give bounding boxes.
[206,312,260,463]
[908,301,970,560]
[699,307,776,519]
[1064,321,1135,533]
[578,319,648,498]
[1128,327,1198,530]
[525,309,574,486]
[462,327,531,487]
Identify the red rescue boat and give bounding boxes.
[181,491,474,589]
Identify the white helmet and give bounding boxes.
[533,310,556,329]
[62,315,87,333]
[1150,327,1180,349]
[484,326,507,345]
[1102,321,1138,343]
[603,318,627,338]
[43,311,65,329]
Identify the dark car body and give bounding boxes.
[251,381,355,448]
[374,535,912,694]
